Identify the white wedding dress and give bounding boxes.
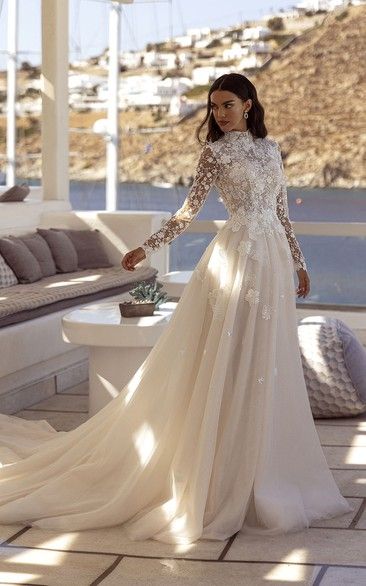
[0,129,353,544]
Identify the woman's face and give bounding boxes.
[210,89,251,132]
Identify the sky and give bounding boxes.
[0,0,296,69]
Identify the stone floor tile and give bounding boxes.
[0,545,114,586]
[22,394,88,413]
[320,565,366,585]
[13,526,226,560]
[315,416,366,427]
[226,528,366,566]
[100,557,322,586]
[332,469,366,497]
[310,497,361,528]
[0,526,27,545]
[15,410,88,431]
[58,381,89,396]
[316,426,366,447]
[355,507,366,529]
[323,446,366,470]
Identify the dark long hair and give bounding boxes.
[196,73,267,144]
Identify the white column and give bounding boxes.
[6,0,18,187]
[41,0,69,201]
[106,1,121,211]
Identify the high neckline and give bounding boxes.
[222,128,252,140]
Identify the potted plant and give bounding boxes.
[119,280,170,317]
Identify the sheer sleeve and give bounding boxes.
[141,144,219,257]
[275,144,307,271]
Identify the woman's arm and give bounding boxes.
[141,143,220,258]
[275,143,307,271]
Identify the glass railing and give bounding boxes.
[169,220,366,310]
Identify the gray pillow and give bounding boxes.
[0,184,30,202]
[20,233,56,277]
[58,229,112,269]
[37,229,79,273]
[0,254,18,288]
[0,237,42,283]
[298,316,366,418]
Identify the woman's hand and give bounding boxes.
[121,247,146,271]
[296,268,310,298]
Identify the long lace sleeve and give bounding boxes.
[141,144,219,257]
[275,144,307,271]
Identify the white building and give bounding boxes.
[68,73,105,92]
[192,66,233,86]
[238,54,263,70]
[142,51,187,70]
[222,43,250,61]
[194,38,214,49]
[186,27,211,41]
[168,95,198,117]
[295,0,346,10]
[243,26,271,40]
[97,74,192,109]
[120,51,143,70]
[174,35,192,48]
[250,41,272,54]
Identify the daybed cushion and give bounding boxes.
[37,228,79,273]
[57,229,113,269]
[0,237,42,283]
[0,184,30,202]
[0,265,158,327]
[298,316,366,418]
[20,233,57,277]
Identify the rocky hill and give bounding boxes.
[2,4,366,188]
[115,4,365,189]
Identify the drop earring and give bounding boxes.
[243,111,249,119]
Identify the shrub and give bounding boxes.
[267,17,284,31]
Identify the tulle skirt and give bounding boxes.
[0,218,353,544]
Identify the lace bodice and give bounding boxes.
[141,130,307,271]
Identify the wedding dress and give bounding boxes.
[0,129,353,544]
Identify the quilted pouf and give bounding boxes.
[297,316,366,418]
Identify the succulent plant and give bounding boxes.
[128,281,169,308]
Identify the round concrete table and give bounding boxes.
[62,301,177,416]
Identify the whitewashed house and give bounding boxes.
[174,35,192,48]
[250,41,272,54]
[295,0,346,10]
[242,26,271,40]
[168,95,198,117]
[186,27,211,41]
[120,51,143,70]
[192,66,234,86]
[238,54,263,70]
[194,38,214,49]
[142,51,187,70]
[222,43,250,61]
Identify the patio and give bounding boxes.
[0,381,364,585]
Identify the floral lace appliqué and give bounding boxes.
[261,304,271,320]
[245,288,260,305]
[141,131,307,273]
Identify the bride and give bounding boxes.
[0,73,353,544]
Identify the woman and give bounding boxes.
[0,74,353,544]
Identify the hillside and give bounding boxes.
[2,4,365,188]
